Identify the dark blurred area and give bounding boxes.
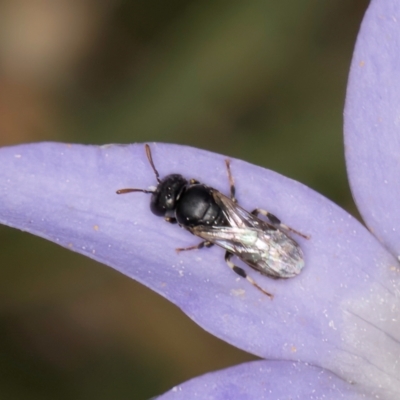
[0,1,368,399]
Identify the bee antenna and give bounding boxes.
[116,188,154,195]
[145,144,161,183]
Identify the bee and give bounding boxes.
[117,144,308,298]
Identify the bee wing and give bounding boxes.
[190,225,261,254]
[211,190,271,230]
[189,225,304,279]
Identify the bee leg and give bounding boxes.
[225,159,237,203]
[165,217,178,224]
[176,241,213,253]
[224,252,273,298]
[251,209,309,239]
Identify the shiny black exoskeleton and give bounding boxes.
[116,145,227,229]
[151,175,228,227]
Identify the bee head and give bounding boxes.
[150,174,187,216]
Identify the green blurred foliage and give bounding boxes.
[0,0,368,398]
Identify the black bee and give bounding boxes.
[117,144,307,298]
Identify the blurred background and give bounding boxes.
[0,1,369,399]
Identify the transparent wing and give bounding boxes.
[211,190,272,230]
[189,225,304,279]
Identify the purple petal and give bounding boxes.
[157,360,369,400]
[0,142,399,397]
[344,0,400,255]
